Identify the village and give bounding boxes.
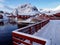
[0,1,60,45]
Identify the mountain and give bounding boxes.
[39,5,60,15]
[13,3,40,16]
[54,5,60,11]
[12,3,60,16]
[39,9,55,15]
[53,5,60,13]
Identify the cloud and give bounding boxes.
[4,5,14,10]
[0,3,14,12]
[0,0,5,2]
[0,0,16,13]
[0,3,4,8]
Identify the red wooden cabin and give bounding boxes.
[17,15,31,20]
[54,13,60,17]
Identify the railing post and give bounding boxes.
[28,27,32,34]
[34,25,37,32]
[30,41,33,45]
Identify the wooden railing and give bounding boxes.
[12,19,49,45]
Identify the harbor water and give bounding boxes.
[0,21,18,45]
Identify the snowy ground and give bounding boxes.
[34,20,60,45]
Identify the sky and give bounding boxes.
[0,0,60,12]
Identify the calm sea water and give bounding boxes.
[0,21,18,45]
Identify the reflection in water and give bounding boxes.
[18,23,29,28]
[0,21,18,45]
[0,20,31,45]
[0,22,4,26]
[9,21,17,25]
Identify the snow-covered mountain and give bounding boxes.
[53,5,60,13]
[39,9,55,15]
[13,3,40,16]
[39,5,60,15]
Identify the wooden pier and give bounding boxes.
[12,19,49,45]
[12,14,60,45]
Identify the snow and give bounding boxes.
[54,5,60,11]
[39,9,55,15]
[13,31,50,45]
[17,17,42,23]
[17,17,33,23]
[13,20,60,45]
[0,13,13,22]
[0,13,9,21]
[13,4,40,16]
[39,5,60,15]
[34,20,60,45]
[2,14,9,21]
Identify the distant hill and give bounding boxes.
[39,5,60,15]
